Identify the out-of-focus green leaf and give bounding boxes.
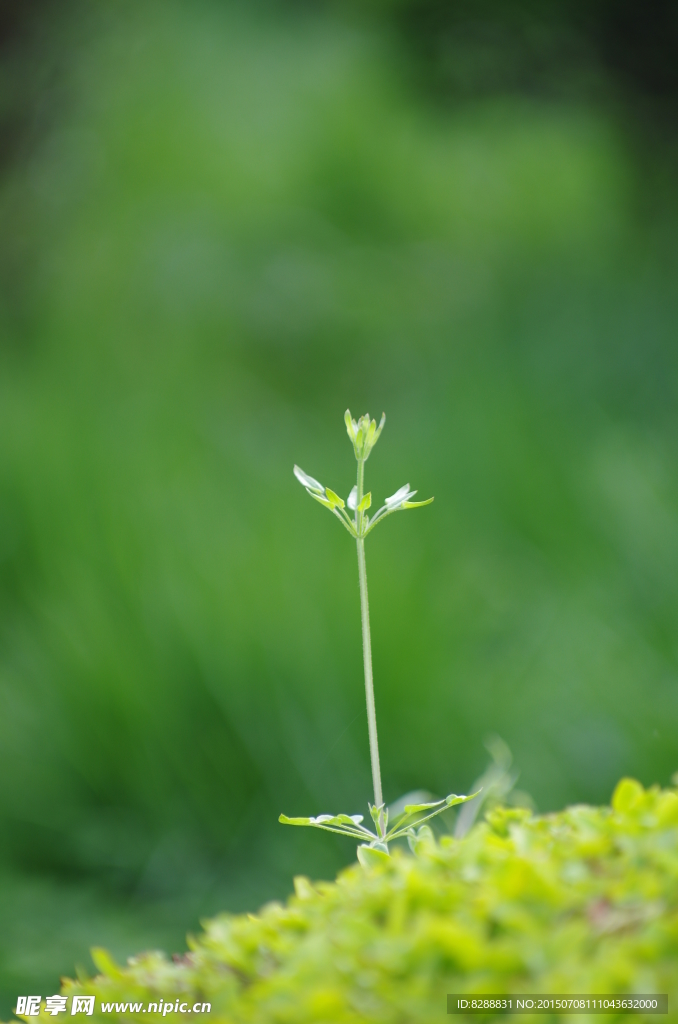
[89,949,122,979]
[293,876,317,901]
[407,823,434,854]
[611,777,645,813]
[356,844,389,869]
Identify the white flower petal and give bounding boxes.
[294,465,324,494]
[311,814,334,824]
[385,483,412,509]
[347,485,358,510]
[350,814,364,825]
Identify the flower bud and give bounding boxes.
[345,410,385,461]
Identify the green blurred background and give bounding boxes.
[1,0,678,1011]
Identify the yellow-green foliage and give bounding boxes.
[43,780,678,1022]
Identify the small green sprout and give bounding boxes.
[282,410,477,856]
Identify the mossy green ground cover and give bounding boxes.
[22,778,672,1023]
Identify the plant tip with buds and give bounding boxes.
[345,410,386,461]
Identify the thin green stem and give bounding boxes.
[333,507,358,537]
[356,456,385,838]
[362,503,398,536]
[309,823,374,840]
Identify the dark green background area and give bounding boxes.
[0,0,677,1012]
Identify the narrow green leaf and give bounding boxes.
[445,790,481,807]
[402,497,434,508]
[325,487,345,509]
[385,792,480,840]
[403,798,446,814]
[358,492,372,512]
[308,491,335,510]
[279,814,313,826]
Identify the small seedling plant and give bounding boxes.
[280,411,477,861]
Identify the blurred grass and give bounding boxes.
[1,0,678,1009]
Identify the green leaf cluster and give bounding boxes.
[293,410,433,542]
[279,791,478,854]
[37,777,678,1023]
